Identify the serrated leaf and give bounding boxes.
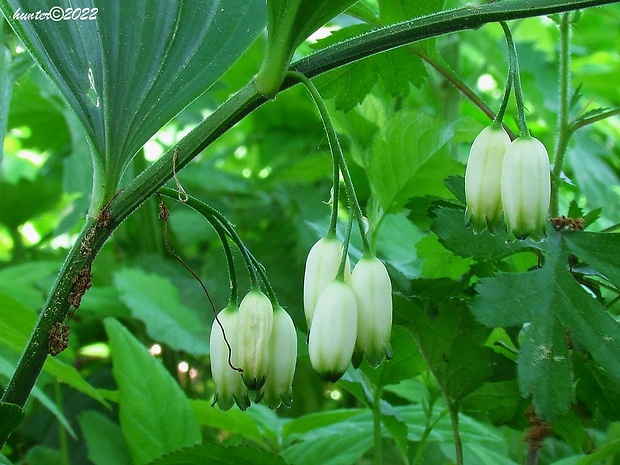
[1,0,266,192]
[460,380,523,426]
[416,234,472,279]
[405,298,494,404]
[369,110,458,213]
[113,268,209,356]
[470,230,620,420]
[432,206,537,260]
[104,318,201,465]
[563,231,620,289]
[78,410,132,465]
[147,442,288,465]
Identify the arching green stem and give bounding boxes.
[493,25,514,128]
[287,71,372,254]
[501,22,529,137]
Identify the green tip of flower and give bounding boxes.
[242,374,267,391]
[318,369,347,383]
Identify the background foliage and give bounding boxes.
[1,0,619,464]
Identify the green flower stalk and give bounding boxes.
[350,254,393,368]
[501,136,551,241]
[209,305,249,411]
[259,305,297,408]
[237,289,274,390]
[464,125,512,234]
[303,235,350,328]
[308,280,358,382]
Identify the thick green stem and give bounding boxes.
[372,386,384,465]
[550,12,572,217]
[449,405,464,465]
[0,0,615,448]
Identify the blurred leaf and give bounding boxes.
[0,402,23,443]
[113,268,210,356]
[104,318,201,465]
[369,110,458,213]
[281,411,374,465]
[378,0,445,21]
[1,0,266,189]
[563,231,620,289]
[0,261,61,310]
[416,233,472,279]
[189,400,264,446]
[0,175,62,228]
[147,442,288,465]
[78,411,132,465]
[471,230,620,420]
[0,293,107,405]
[23,446,62,465]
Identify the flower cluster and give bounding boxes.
[465,125,551,241]
[304,236,393,382]
[210,290,297,411]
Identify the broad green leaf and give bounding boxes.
[104,318,201,465]
[113,268,209,356]
[0,354,75,438]
[470,230,620,420]
[460,380,524,426]
[23,446,62,465]
[281,412,374,465]
[78,410,132,465]
[0,175,62,228]
[189,400,264,446]
[404,298,495,404]
[283,408,366,438]
[146,442,288,465]
[369,109,459,213]
[0,293,107,405]
[0,261,60,310]
[1,0,266,194]
[416,233,472,279]
[0,402,24,443]
[378,0,445,22]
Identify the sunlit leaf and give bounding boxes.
[104,318,201,465]
[1,0,266,195]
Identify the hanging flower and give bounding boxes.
[501,136,551,241]
[237,290,274,390]
[209,305,249,411]
[350,255,393,368]
[303,235,350,328]
[308,280,357,382]
[259,305,297,408]
[464,125,511,234]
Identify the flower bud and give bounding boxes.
[501,136,551,241]
[259,305,297,409]
[237,290,273,390]
[350,255,393,368]
[210,305,249,411]
[303,236,350,328]
[464,125,511,234]
[308,280,357,382]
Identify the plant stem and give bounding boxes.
[54,382,70,465]
[551,12,572,217]
[287,71,372,254]
[525,448,540,465]
[569,107,620,132]
[501,22,529,137]
[0,0,615,448]
[448,405,464,465]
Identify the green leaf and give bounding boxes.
[470,230,620,420]
[404,298,494,404]
[0,402,24,442]
[460,380,524,426]
[1,0,266,193]
[0,293,107,405]
[563,231,620,289]
[416,233,472,279]
[0,175,62,228]
[146,442,288,465]
[104,318,201,465]
[431,206,535,260]
[369,109,459,213]
[378,0,446,21]
[0,261,61,310]
[189,400,264,446]
[78,410,132,465]
[113,268,210,356]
